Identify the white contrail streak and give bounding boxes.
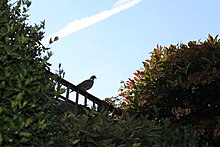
[114,0,137,7]
[42,0,142,45]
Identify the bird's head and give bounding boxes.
[90,75,97,80]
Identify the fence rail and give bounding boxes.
[47,71,114,113]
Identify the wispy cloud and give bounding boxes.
[42,0,142,45]
[114,0,137,7]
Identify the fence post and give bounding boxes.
[66,84,70,101]
[84,93,87,107]
[75,89,79,113]
[65,83,70,109]
[92,101,96,110]
[97,101,101,112]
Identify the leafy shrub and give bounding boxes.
[0,0,66,145]
[118,35,220,146]
[63,110,200,147]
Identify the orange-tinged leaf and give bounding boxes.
[134,72,139,77]
[128,82,133,88]
[119,93,125,97]
[125,98,131,103]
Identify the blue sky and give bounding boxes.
[27,0,220,101]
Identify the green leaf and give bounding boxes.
[72,139,81,145]
[201,57,211,63]
[177,75,182,85]
[208,34,213,43]
[54,36,59,41]
[25,0,32,7]
[16,92,23,101]
[97,139,113,146]
[21,137,31,143]
[25,78,32,85]
[132,143,141,147]
[0,134,3,144]
[25,118,33,127]
[20,132,32,138]
[49,38,53,44]
[0,107,4,115]
[38,119,47,129]
[11,100,18,110]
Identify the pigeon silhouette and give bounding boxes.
[77,75,97,91]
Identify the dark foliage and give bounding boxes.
[119,35,220,146]
[0,0,66,145]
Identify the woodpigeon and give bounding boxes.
[77,75,97,91]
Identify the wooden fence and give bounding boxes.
[47,71,114,114]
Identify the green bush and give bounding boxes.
[119,35,220,146]
[62,110,200,146]
[0,0,66,145]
